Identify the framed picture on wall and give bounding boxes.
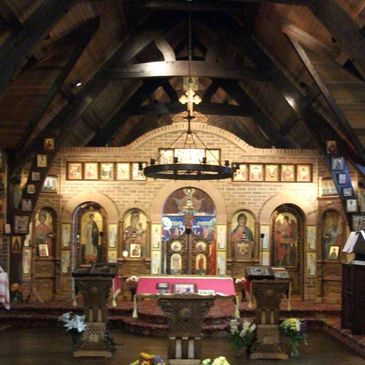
[100,163,114,180]
[14,215,29,234]
[281,164,295,182]
[42,175,57,193]
[337,173,347,185]
[307,226,316,250]
[130,243,141,257]
[352,215,365,231]
[159,149,174,164]
[67,162,83,180]
[31,171,40,181]
[38,243,49,257]
[249,164,263,181]
[21,198,32,212]
[326,140,337,154]
[108,224,117,248]
[84,162,98,180]
[342,187,353,197]
[11,236,22,253]
[233,163,248,181]
[321,177,337,196]
[265,164,279,182]
[116,163,130,180]
[332,157,344,170]
[61,250,70,273]
[327,245,339,260]
[27,184,35,194]
[44,138,55,152]
[61,223,71,248]
[346,199,358,213]
[22,247,31,276]
[296,164,311,182]
[132,162,146,181]
[36,154,47,168]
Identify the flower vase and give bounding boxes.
[71,331,81,347]
[234,347,247,358]
[290,340,300,358]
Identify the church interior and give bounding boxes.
[1,0,365,364]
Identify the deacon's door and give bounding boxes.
[271,205,303,296]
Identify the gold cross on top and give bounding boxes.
[179,86,201,115]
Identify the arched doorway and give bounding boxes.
[162,187,216,275]
[271,204,304,296]
[72,202,107,267]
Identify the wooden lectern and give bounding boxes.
[249,279,289,360]
[158,294,215,365]
[72,263,117,358]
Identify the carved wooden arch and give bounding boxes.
[150,181,227,224]
[258,193,316,225]
[61,191,119,223]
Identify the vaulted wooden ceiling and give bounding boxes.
[1,0,365,175]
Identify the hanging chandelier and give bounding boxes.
[141,11,235,180]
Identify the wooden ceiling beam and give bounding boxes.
[126,0,305,12]
[15,17,100,153]
[0,0,75,97]
[154,35,176,62]
[11,13,182,172]
[132,101,252,116]
[108,60,267,80]
[218,80,295,148]
[0,1,22,31]
[307,0,365,80]
[289,37,365,162]
[89,79,164,146]
[203,81,220,101]
[160,79,178,101]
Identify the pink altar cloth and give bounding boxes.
[136,275,235,296]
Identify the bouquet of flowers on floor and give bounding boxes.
[228,318,256,353]
[129,352,165,365]
[280,318,308,357]
[58,312,86,344]
[126,275,139,291]
[201,356,231,365]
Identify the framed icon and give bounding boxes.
[337,173,347,185]
[346,199,358,213]
[171,240,182,252]
[44,138,55,152]
[233,163,248,181]
[159,149,174,164]
[332,157,344,170]
[265,164,279,182]
[11,236,22,253]
[62,223,71,248]
[67,162,83,180]
[100,162,114,180]
[352,215,365,231]
[249,164,263,181]
[281,164,295,182]
[321,177,337,196]
[307,252,316,276]
[173,283,197,294]
[31,171,40,181]
[327,245,339,260]
[36,154,47,168]
[21,198,32,212]
[132,162,146,181]
[27,184,35,194]
[326,140,337,154]
[116,163,130,180]
[342,187,353,197]
[42,175,57,193]
[130,243,141,257]
[38,243,49,257]
[296,164,311,182]
[84,162,98,180]
[14,215,30,234]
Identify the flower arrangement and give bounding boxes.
[10,283,23,303]
[228,318,256,354]
[280,318,308,357]
[129,352,165,365]
[201,356,231,365]
[58,312,86,344]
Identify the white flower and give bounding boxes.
[59,312,86,333]
[58,312,72,322]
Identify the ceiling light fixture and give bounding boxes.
[141,11,235,181]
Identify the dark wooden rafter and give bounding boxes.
[234,118,266,147]
[126,0,306,12]
[88,79,164,146]
[203,81,220,101]
[12,13,183,172]
[131,101,252,116]
[0,0,76,97]
[307,0,365,80]
[0,1,22,31]
[108,61,267,80]
[154,35,176,62]
[218,80,294,148]
[160,79,178,101]
[289,38,365,163]
[15,17,100,153]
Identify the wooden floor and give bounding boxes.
[0,328,365,365]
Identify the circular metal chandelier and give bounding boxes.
[141,113,236,180]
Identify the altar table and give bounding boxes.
[134,275,237,318]
[137,275,235,296]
